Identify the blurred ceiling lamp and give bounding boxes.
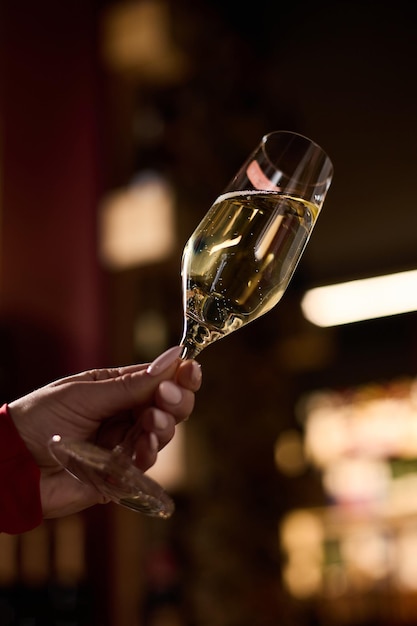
[101,0,187,82]
[99,172,176,269]
[301,269,417,327]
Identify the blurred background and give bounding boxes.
[1,0,417,624]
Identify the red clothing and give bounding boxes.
[0,403,42,534]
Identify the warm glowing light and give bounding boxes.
[304,405,349,467]
[342,527,389,582]
[303,379,417,472]
[99,173,176,269]
[323,458,390,505]
[280,510,324,551]
[301,269,417,326]
[282,559,322,598]
[280,510,324,598]
[281,377,417,600]
[274,429,306,476]
[101,0,187,81]
[395,527,417,590]
[147,424,186,489]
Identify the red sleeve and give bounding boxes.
[0,403,42,534]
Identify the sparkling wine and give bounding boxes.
[181,190,318,356]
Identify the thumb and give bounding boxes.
[78,346,182,418]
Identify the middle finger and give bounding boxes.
[155,380,195,422]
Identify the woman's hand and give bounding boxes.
[8,347,202,518]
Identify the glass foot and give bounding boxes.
[49,436,175,519]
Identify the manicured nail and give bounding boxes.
[147,346,182,376]
[149,432,159,453]
[153,409,169,430]
[159,380,182,405]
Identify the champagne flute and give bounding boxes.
[179,130,333,360]
[49,131,333,519]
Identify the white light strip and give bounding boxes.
[301,269,417,327]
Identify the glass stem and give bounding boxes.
[111,338,202,462]
[179,314,216,360]
[179,342,203,361]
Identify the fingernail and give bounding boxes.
[153,409,169,430]
[159,380,182,405]
[147,346,182,376]
[149,432,159,453]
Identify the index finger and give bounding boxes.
[49,363,150,387]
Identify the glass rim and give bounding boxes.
[262,129,333,166]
